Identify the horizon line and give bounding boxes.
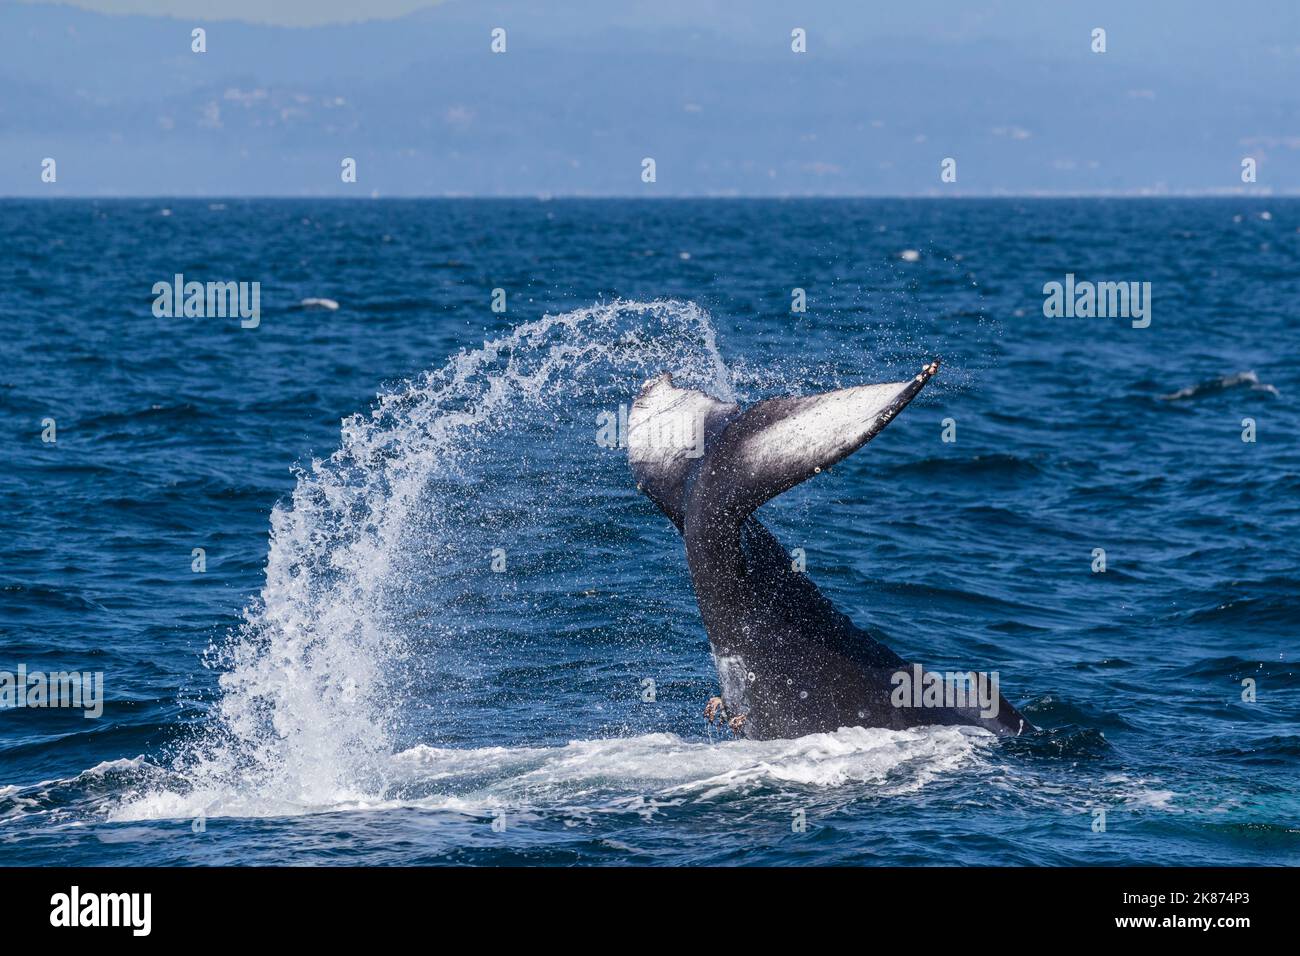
[2,191,1293,201]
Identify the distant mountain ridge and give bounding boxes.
[2,0,1298,196]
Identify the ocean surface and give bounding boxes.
[0,198,1296,866]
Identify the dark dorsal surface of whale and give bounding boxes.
[628,361,1033,740]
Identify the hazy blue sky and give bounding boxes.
[18,0,449,27]
[4,0,1299,196]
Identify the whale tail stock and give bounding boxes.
[629,360,940,527]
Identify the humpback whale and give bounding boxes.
[628,360,1033,740]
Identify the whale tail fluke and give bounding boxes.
[706,360,939,522]
[629,361,939,528]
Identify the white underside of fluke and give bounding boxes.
[628,374,735,472]
[738,381,915,474]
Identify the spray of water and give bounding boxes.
[142,301,735,816]
[91,298,1019,823]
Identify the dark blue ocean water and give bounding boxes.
[1,198,1296,866]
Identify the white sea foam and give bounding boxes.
[109,725,992,821]
[1158,369,1280,401]
[4,728,1185,826]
